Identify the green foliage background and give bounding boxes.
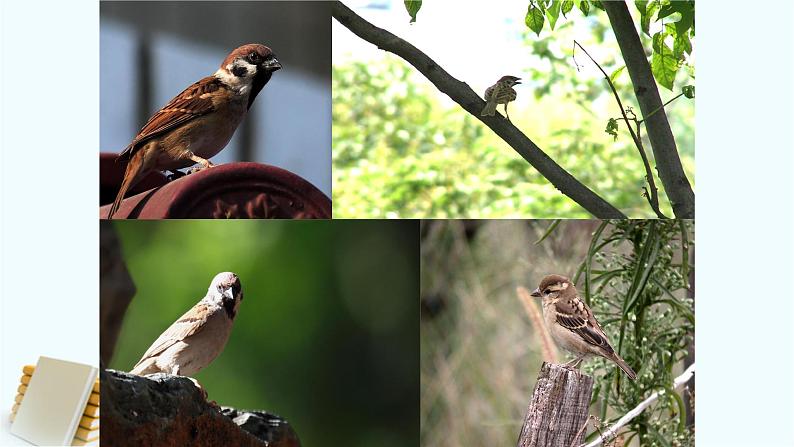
[107,220,418,447]
[333,6,694,218]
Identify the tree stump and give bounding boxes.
[516,362,594,447]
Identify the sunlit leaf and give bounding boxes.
[526,4,546,35]
[605,118,619,140]
[578,0,590,16]
[652,43,679,90]
[561,0,574,17]
[641,0,659,36]
[609,65,626,84]
[404,0,422,23]
[546,0,562,30]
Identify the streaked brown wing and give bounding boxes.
[494,87,517,103]
[119,76,223,159]
[555,296,614,353]
[133,303,210,367]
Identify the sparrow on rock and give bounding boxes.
[531,274,637,380]
[107,44,282,219]
[130,272,243,376]
[480,75,521,121]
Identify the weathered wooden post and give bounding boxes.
[516,363,594,447]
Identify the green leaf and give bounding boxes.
[578,0,590,16]
[546,0,562,30]
[605,118,619,140]
[673,31,692,57]
[658,0,694,35]
[682,85,695,98]
[535,219,561,244]
[404,0,422,23]
[561,0,574,17]
[652,31,665,54]
[525,4,546,35]
[609,65,626,84]
[641,0,659,37]
[652,44,679,90]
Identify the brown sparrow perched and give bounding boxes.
[531,274,637,380]
[480,75,521,121]
[130,272,243,376]
[107,44,282,219]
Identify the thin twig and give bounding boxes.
[639,92,685,125]
[572,40,667,219]
[581,363,695,447]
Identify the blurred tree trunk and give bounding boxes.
[100,221,136,365]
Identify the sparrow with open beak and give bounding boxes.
[531,274,637,380]
[107,44,282,219]
[480,75,521,121]
[130,272,243,377]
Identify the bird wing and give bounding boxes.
[119,76,223,160]
[132,302,212,369]
[494,86,517,103]
[554,295,615,354]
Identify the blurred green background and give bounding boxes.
[106,220,418,447]
[333,3,694,218]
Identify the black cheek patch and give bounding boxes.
[231,65,248,77]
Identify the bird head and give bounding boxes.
[208,272,243,318]
[215,44,281,101]
[530,274,573,299]
[499,75,522,87]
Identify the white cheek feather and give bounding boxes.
[214,59,257,94]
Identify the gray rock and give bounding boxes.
[101,369,300,447]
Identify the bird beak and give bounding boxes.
[530,288,541,298]
[222,288,235,302]
[514,79,522,85]
[263,57,282,72]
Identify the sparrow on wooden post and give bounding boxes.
[480,75,521,121]
[107,44,282,219]
[130,272,243,377]
[531,274,637,380]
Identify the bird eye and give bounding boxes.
[543,288,551,294]
[248,52,261,63]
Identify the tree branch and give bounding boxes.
[581,363,695,447]
[573,40,667,219]
[332,1,627,219]
[602,1,695,219]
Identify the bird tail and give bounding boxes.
[480,99,498,116]
[609,352,637,380]
[108,153,143,219]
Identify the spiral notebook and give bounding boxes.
[10,357,98,446]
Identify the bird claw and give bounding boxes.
[166,170,187,181]
[187,162,215,175]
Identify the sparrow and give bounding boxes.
[480,75,521,121]
[130,272,243,376]
[107,44,282,219]
[531,274,637,380]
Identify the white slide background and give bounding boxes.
[0,1,99,445]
